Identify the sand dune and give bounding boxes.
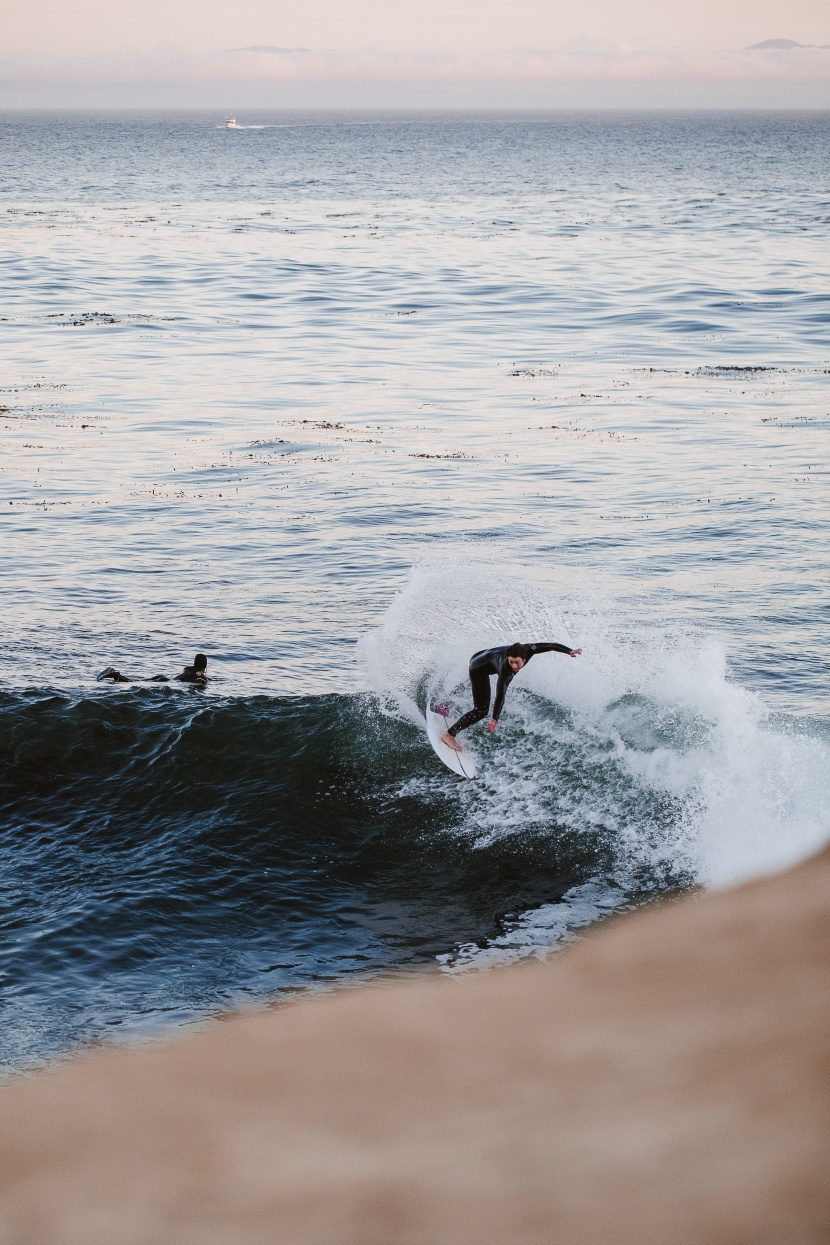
[1,847,828,1244]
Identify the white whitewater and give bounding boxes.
[361,554,830,969]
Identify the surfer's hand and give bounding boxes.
[569,648,582,657]
[485,719,497,732]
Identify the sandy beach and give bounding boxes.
[0,845,827,1244]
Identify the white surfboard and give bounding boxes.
[426,695,477,779]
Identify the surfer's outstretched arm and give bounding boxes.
[528,642,582,657]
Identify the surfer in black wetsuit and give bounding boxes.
[175,653,208,684]
[96,653,208,685]
[441,641,581,752]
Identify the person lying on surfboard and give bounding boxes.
[441,642,581,752]
[96,653,209,685]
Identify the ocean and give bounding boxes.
[1,109,829,1075]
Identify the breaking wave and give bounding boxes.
[360,556,830,968]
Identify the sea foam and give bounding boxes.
[361,554,830,967]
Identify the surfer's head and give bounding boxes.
[506,642,530,672]
[193,653,208,672]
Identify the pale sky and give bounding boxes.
[2,0,829,107]
[6,0,830,59]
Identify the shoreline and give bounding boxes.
[0,846,827,1242]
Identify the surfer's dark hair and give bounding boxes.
[507,643,531,661]
[193,653,208,670]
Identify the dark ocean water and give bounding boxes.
[1,111,829,1074]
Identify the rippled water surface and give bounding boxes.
[1,111,829,1073]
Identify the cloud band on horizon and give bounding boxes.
[1,44,829,108]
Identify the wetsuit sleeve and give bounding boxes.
[491,670,513,721]
[528,642,572,656]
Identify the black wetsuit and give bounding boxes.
[96,664,206,685]
[175,665,207,684]
[448,643,573,737]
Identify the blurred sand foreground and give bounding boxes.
[0,849,828,1245]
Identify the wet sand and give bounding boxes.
[0,847,828,1244]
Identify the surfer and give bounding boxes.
[175,653,208,684]
[96,654,208,685]
[441,642,581,752]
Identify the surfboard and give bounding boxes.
[426,695,477,779]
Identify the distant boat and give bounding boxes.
[225,115,239,129]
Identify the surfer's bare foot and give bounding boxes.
[441,730,462,752]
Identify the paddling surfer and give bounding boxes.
[174,653,208,684]
[441,642,581,752]
[96,653,209,685]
